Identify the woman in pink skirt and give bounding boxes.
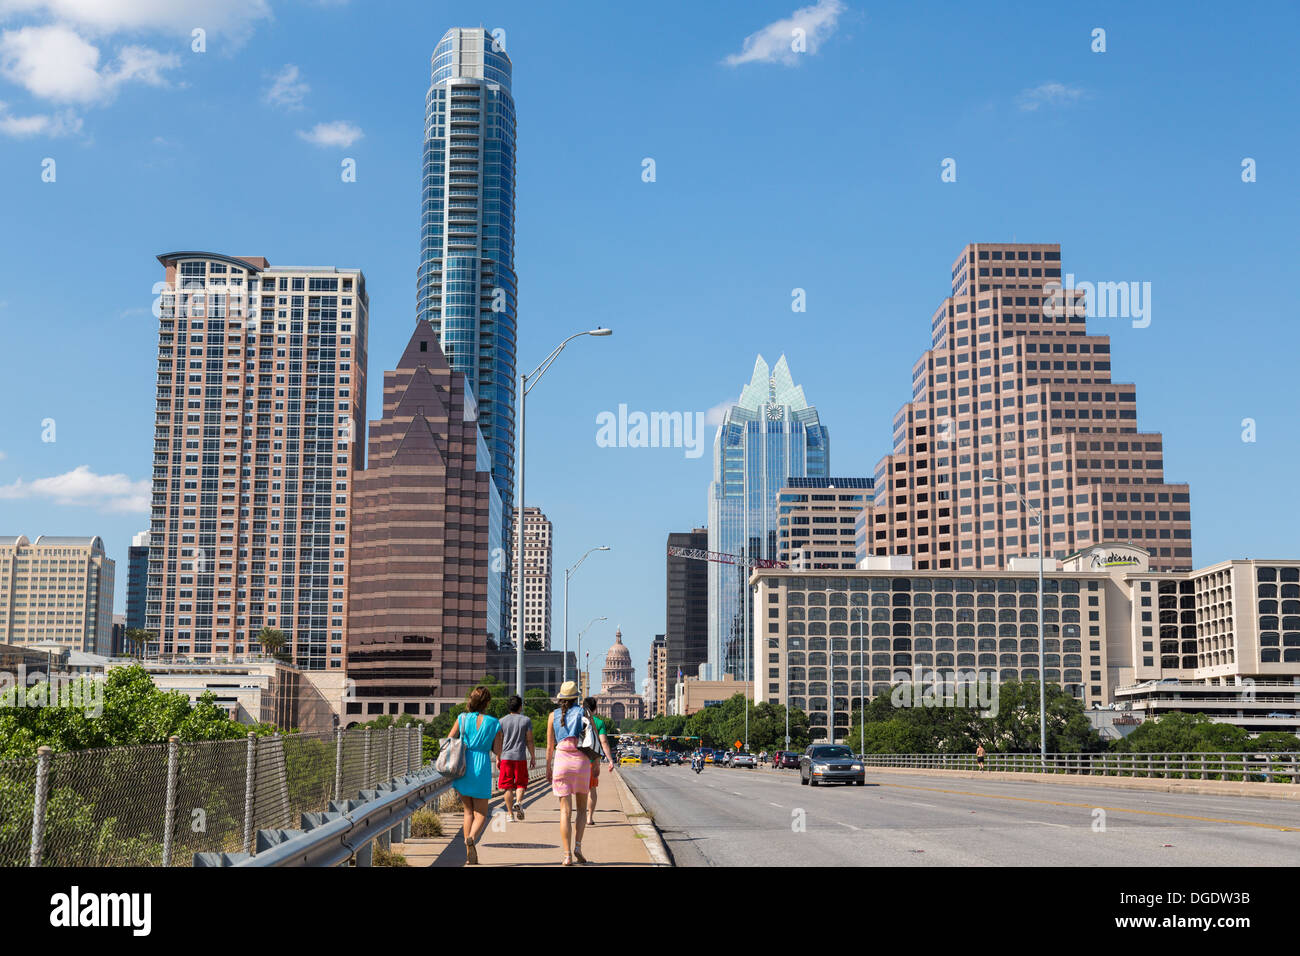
[546,680,591,865]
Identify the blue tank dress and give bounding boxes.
[452,711,500,800]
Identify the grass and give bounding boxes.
[371,844,410,867]
[410,807,443,838]
[627,811,655,821]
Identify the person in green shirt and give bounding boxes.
[582,697,618,825]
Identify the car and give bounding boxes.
[667,752,683,765]
[722,752,734,767]
[650,751,668,766]
[731,751,756,769]
[775,751,801,769]
[799,744,866,786]
[620,754,641,765]
[703,751,716,764]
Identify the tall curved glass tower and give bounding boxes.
[418,27,518,510]
[707,355,830,679]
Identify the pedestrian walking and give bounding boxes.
[547,680,590,865]
[498,694,536,821]
[449,685,502,865]
[582,696,617,825]
[975,742,986,771]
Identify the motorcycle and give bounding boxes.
[691,754,704,774]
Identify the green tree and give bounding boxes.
[123,628,151,658]
[256,626,288,660]
[1251,731,1300,752]
[0,666,276,758]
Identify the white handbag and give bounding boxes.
[436,714,467,778]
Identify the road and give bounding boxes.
[620,764,1300,866]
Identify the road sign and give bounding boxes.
[734,739,743,749]
[785,735,791,745]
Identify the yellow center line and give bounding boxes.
[877,782,1297,832]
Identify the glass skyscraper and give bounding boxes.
[418,27,517,510]
[707,355,830,679]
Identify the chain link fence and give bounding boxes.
[1,725,424,867]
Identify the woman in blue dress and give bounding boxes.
[448,685,502,865]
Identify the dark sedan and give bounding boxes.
[775,751,801,769]
[799,744,866,786]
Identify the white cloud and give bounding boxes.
[0,98,80,135]
[0,464,149,513]
[724,0,845,67]
[0,0,272,42]
[0,24,178,104]
[1017,82,1086,112]
[296,119,361,148]
[704,399,734,427]
[264,63,308,110]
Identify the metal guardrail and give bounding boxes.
[230,757,552,867]
[859,751,1300,784]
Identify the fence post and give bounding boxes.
[29,745,53,867]
[333,727,345,802]
[363,728,372,788]
[161,735,180,867]
[242,732,258,854]
[273,732,290,829]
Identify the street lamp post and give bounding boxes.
[515,328,612,696]
[577,615,606,697]
[983,474,1047,769]
[563,546,610,683]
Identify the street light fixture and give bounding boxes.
[515,328,613,695]
[983,473,1047,769]
[564,546,610,683]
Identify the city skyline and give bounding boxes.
[1,2,1298,679]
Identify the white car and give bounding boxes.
[731,752,756,768]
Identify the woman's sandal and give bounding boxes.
[573,844,588,864]
[466,836,478,865]
[561,854,573,866]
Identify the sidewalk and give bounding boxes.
[393,767,661,867]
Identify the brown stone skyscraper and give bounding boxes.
[345,321,497,719]
[862,243,1192,572]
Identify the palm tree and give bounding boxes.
[256,626,288,660]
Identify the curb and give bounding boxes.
[860,765,1300,801]
[614,772,672,867]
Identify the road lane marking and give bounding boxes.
[910,801,939,809]
[837,822,860,830]
[878,783,1298,832]
[1028,820,1070,829]
[769,802,784,808]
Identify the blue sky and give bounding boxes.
[1,1,1297,686]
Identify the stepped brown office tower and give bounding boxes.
[862,243,1192,572]
[346,321,497,718]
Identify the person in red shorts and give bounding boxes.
[582,696,617,825]
[498,695,536,821]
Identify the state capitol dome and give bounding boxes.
[599,628,635,696]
